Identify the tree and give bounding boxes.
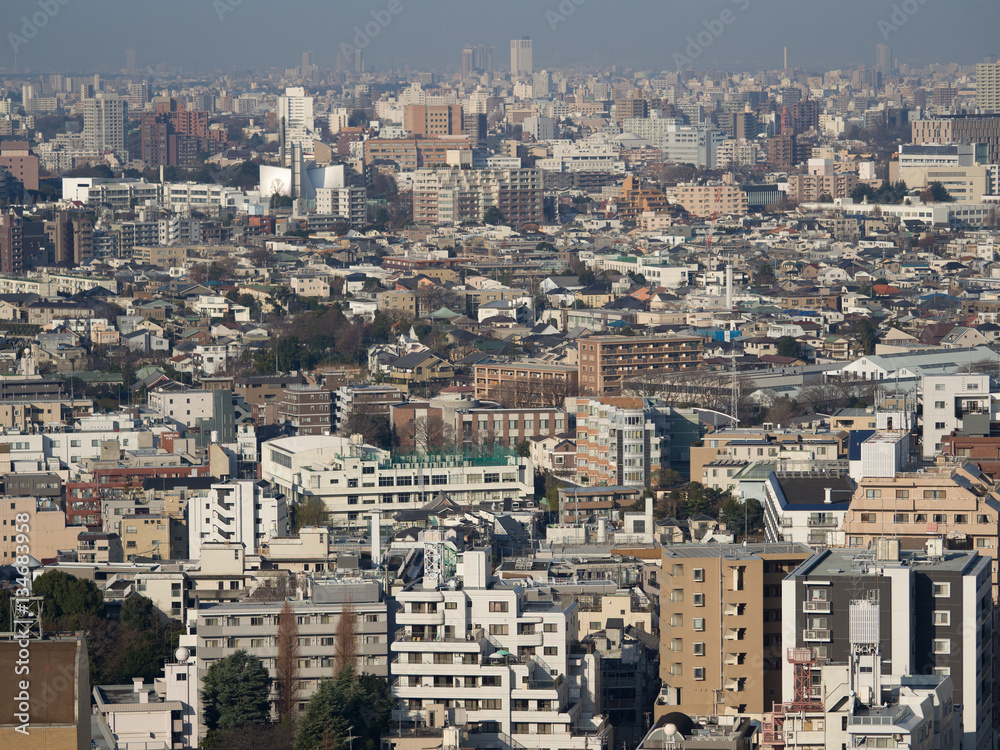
[850,317,880,355]
[32,570,103,625]
[202,650,271,734]
[294,667,392,750]
[776,336,801,359]
[339,411,392,450]
[483,206,505,226]
[292,496,329,531]
[515,440,531,458]
[276,602,300,724]
[334,602,358,675]
[765,396,800,426]
[719,496,764,538]
[922,181,954,203]
[753,262,776,287]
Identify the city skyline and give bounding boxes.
[4,0,1000,75]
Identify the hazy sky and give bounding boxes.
[4,0,999,75]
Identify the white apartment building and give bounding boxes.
[537,141,625,174]
[148,387,216,428]
[277,86,315,152]
[83,93,128,156]
[620,117,725,169]
[290,274,331,298]
[261,435,533,528]
[315,186,367,227]
[922,374,999,458]
[391,547,612,750]
[411,167,543,226]
[187,480,288,559]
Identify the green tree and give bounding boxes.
[483,206,505,226]
[32,570,103,625]
[776,336,801,359]
[294,666,392,750]
[292,496,329,531]
[720,496,764,538]
[202,650,272,734]
[753,262,776,287]
[515,440,531,458]
[852,317,879,355]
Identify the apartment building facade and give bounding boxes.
[391,548,612,750]
[411,167,544,226]
[278,384,333,436]
[566,396,688,488]
[841,463,1000,599]
[473,361,579,408]
[782,544,994,750]
[657,543,813,720]
[187,480,289,560]
[193,580,388,738]
[577,334,704,397]
[261,435,533,528]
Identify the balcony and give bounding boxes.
[803,601,831,613]
[802,628,831,642]
[397,611,445,626]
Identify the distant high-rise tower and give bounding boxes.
[977,60,1000,113]
[876,43,892,79]
[462,45,494,78]
[354,48,364,74]
[125,49,137,74]
[277,87,315,162]
[83,93,128,158]
[301,50,316,78]
[510,38,533,77]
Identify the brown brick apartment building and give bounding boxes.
[474,361,579,408]
[578,334,703,397]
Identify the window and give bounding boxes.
[924,491,945,500]
[954,514,968,524]
[489,601,509,613]
[693,618,705,631]
[896,490,909,499]
[977,538,992,549]
[932,639,950,655]
[543,623,557,632]
[669,614,682,627]
[934,422,946,430]
[933,583,951,598]
[693,568,705,582]
[590,621,600,630]
[693,667,705,680]
[865,489,881,499]
[935,383,946,391]
[860,513,876,523]
[445,602,457,610]
[934,401,946,409]
[489,624,509,636]
[893,513,909,524]
[914,514,927,523]
[671,564,683,577]
[978,514,992,524]
[544,647,557,656]
[932,514,946,523]
[670,639,683,652]
[693,593,705,607]
[693,642,705,656]
[933,611,951,626]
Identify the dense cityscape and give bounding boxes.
[2,5,1000,750]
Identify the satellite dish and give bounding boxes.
[174,647,190,662]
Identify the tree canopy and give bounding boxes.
[202,650,272,734]
[32,569,104,624]
[294,666,392,750]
